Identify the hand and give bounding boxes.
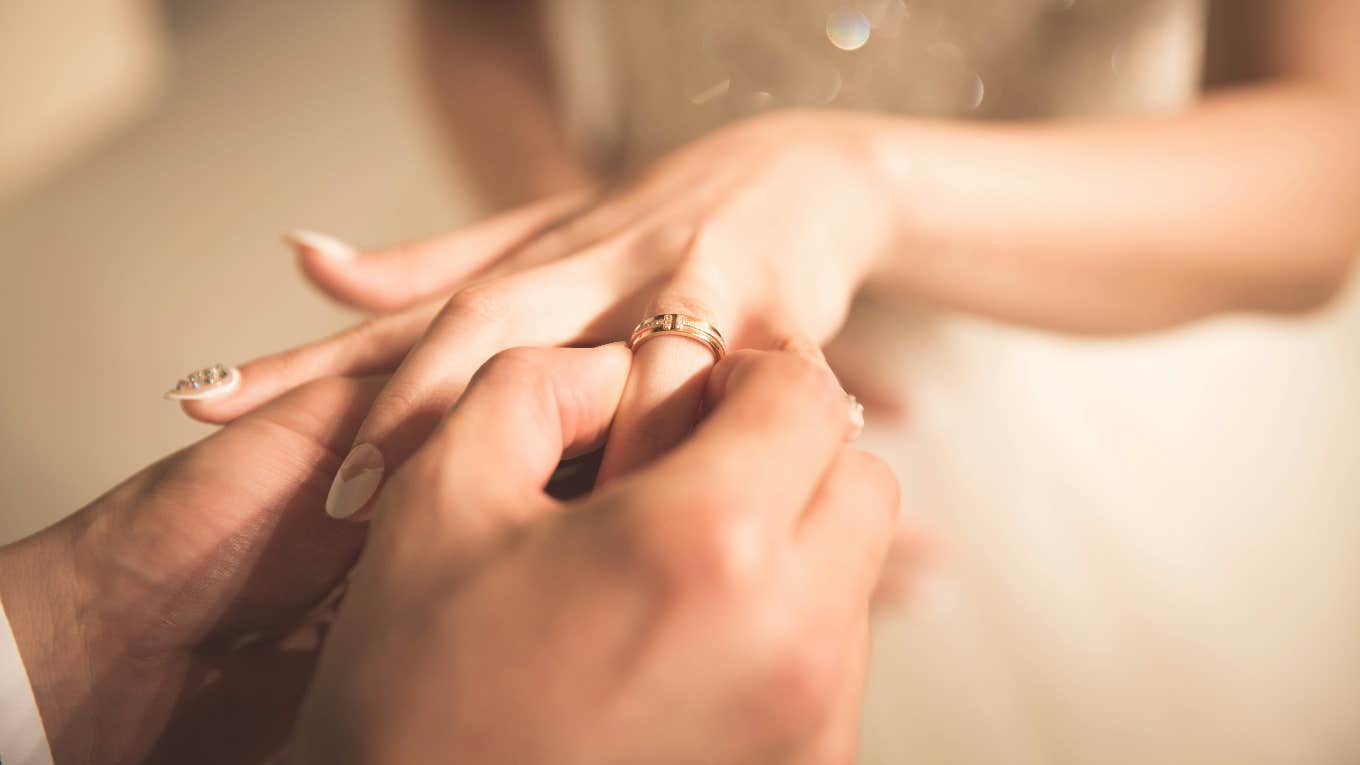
[0,376,387,765]
[287,345,902,764]
[181,110,898,519]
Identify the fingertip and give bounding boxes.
[325,442,385,522]
[178,397,243,424]
[703,348,765,407]
[549,343,636,441]
[771,335,829,367]
[284,230,357,262]
[287,231,407,311]
[590,340,635,377]
[164,364,250,423]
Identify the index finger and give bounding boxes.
[633,349,861,529]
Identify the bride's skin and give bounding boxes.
[175,0,1359,522]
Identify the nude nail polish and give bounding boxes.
[847,394,865,441]
[164,364,241,400]
[283,230,357,261]
[326,443,384,520]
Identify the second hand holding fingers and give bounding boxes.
[370,344,633,561]
[325,249,656,521]
[594,292,731,486]
[627,349,865,535]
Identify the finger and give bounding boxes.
[237,375,390,456]
[593,332,715,485]
[177,297,445,425]
[796,448,902,605]
[288,191,590,311]
[630,350,861,530]
[325,250,656,521]
[195,375,388,632]
[788,450,901,762]
[378,345,632,541]
[594,275,734,485]
[475,181,680,282]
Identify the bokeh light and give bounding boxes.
[826,8,871,52]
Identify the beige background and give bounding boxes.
[2,2,1358,763]
[0,0,466,540]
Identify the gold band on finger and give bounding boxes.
[628,313,727,362]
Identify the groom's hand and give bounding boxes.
[290,346,904,764]
[0,375,388,765]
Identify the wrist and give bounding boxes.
[809,110,927,288]
[835,112,947,291]
[0,519,97,764]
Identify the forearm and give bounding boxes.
[861,83,1360,333]
[414,0,595,210]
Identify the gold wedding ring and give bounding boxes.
[629,313,727,361]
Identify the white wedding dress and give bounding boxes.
[547,2,1360,762]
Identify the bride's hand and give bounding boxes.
[181,110,898,519]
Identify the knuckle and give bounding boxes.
[650,289,719,324]
[751,632,844,742]
[470,347,555,399]
[476,346,549,383]
[626,498,768,596]
[371,377,428,427]
[469,346,558,412]
[443,281,505,324]
[342,314,399,357]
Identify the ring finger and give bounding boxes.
[325,244,658,521]
[595,267,736,485]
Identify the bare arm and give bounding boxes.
[413,0,593,210]
[859,0,1360,332]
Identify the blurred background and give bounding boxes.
[0,0,466,540]
[2,1,1358,763]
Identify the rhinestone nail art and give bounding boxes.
[164,364,241,400]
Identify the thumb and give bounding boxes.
[365,343,632,527]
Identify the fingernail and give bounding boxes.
[846,394,865,441]
[283,229,357,261]
[326,443,384,520]
[164,364,241,400]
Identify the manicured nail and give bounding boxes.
[846,394,865,441]
[283,230,357,261]
[164,364,241,400]
[326,443,384,520]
